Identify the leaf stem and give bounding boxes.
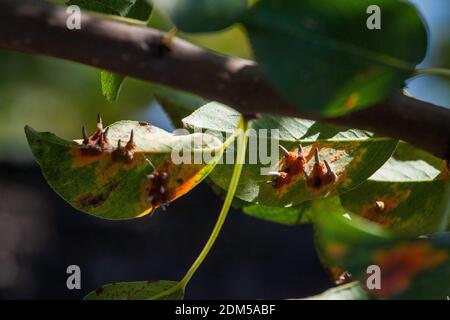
[180,117,250,288]
[414,68,450,79]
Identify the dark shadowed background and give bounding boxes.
[0,0,448,299]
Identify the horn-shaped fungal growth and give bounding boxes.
[268,143,307,188]
[78,115,111,155]
[82,126,89,144]
[112,130,136,163]
[96,114,103,131]
[146,170,170,211]
[125,129,136,150]
[306,148,337,189]
[103,127,109,143]
[279,145,289,156]
[266,171,288,187]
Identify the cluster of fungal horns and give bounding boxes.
[146,170,170,211]
[266,144,337,190]
[79,115,136,163]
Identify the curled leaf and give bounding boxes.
[25,119,223,219]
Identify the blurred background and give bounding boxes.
[0,0,448,299]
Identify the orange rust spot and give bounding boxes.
[172,168,205,199]
[97,153,144,185]
[324,266,353,285]
[146,169,170,209]
[306,162,336,190]
[344,94,358,110]
[359,191,410,226]
[269,148,306,189]
[112,140,136,164]
[144,160,207,210]
[270,172,289,188]
[366,242,448,298]
[340,148,367,187]
[72,126,114,166]
[326,242,348,260]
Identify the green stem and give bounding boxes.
[180,117,250,288]
[414,68,450,79]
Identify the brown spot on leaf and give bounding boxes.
[76,181,119,209]
[112,145,134,163]
[269,147,306,189]
[95,287,104,295]
[366,242,448,298]
[359,191,411,226]
[344,94,358,110]
[306,162,336,190]
[326,242,348,260]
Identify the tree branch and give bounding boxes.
[0,0,449,159]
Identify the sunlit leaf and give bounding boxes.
[25,120,223,220]
[340,142,449,235]
[84,280,183,300]
[184,103,397,207]
[243,0,427,116]
[341,180,448,235]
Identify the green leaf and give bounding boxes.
[243,0,427,116]
[153,0,248,33]
[127,0,153,21]
[242,197,342,226]
[84,280,184,300]
[184,103,397,207]
[369,141,446,181]
[314,212,450,299]
[154,90,207,127]
[341,180,448,235]
[243,204,303,225]
[302,281,369,300]
[101,71,125,102]
[340,142,449,235]
[25,120,223,220]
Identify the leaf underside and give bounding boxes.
[25,120,222,220]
